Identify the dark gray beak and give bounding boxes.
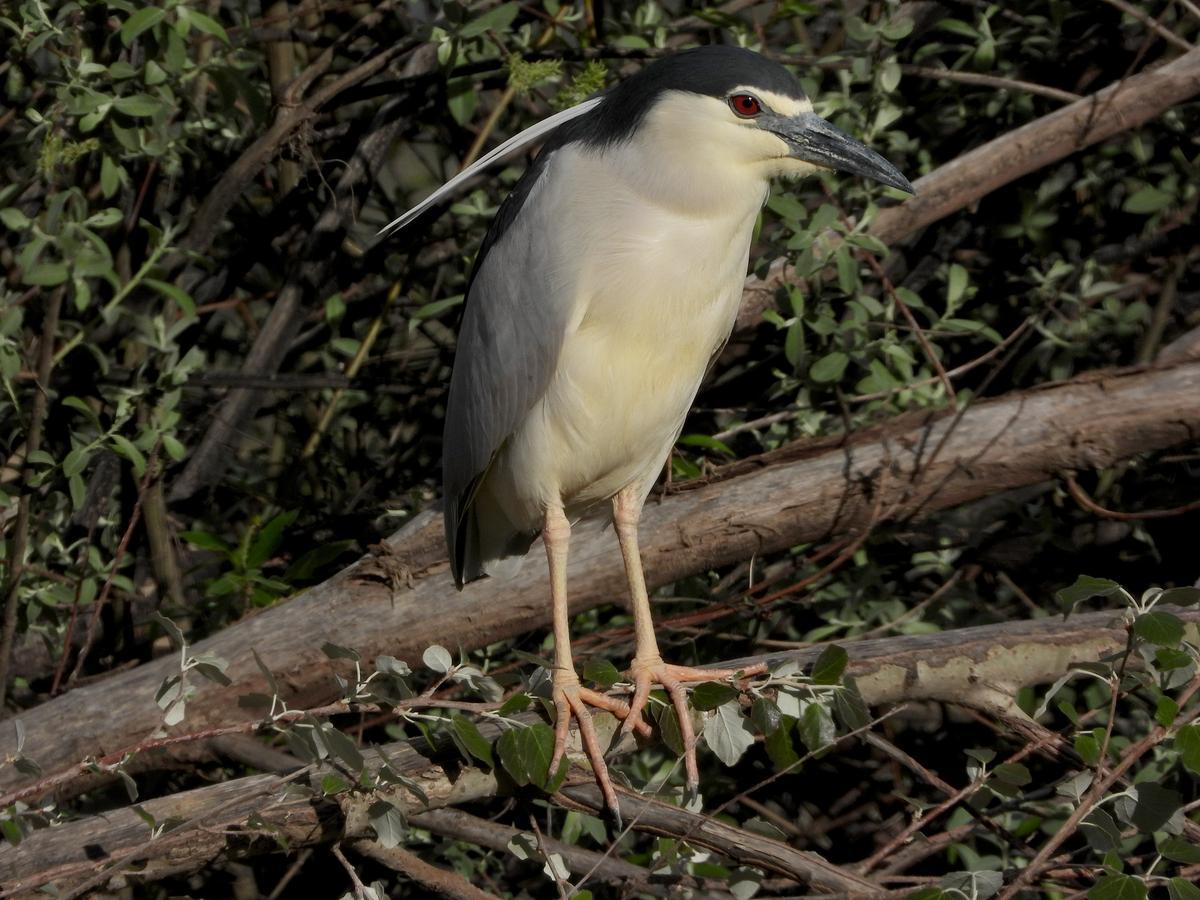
[768,112,914,194]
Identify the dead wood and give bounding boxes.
[2,360,1198,797]
[3,609,1198,896]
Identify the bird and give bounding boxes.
[381,45,913,816]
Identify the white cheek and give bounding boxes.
[771,158,824,181]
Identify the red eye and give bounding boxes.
[729,94,762,117]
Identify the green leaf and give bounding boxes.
[1088,873,1146,900]
[320,773,350,795]
[367,799,405,848]
[86,208,123,228]
[834,248,858,293]
[677,433,736,457]
[0,818,22,846]
[121,6,166,45]
[446,78,478,126]
[1075,731,1102,766]
[946,263,968,308]
[691,681,737,711]
[940,871,1002,900]
[24,262,69,286]
[703,701,755,766]
[0,208,30,230]
[496,722,555,789]
[993,762,1032,786]
[1122,185,1172,215]
[833,683,870,730]
[177,7,229,43]
[809,351,849,383]
[1160,835,1200,864]
[422,645,453,673]
[109,433,146,476]
[145,278,195,317]
[320,641,360,661]
[582,658,620,688]
[1055,575,1125,613]
[798,701,836,752]
[1155,694,1179,727]
[1158,587,1200,607]
[764,717,800,770]
[152,612,186,648]
[62,446,91,477]
[460,2,520,37]
[810,645,848,684]
[654,702,685,757]
[1168,878,1200,900]
[1080,808,1122,853]
[498,692,532,716]
[1174,723,1200,775]
[246,510,296,569]
[1133,611,1184,647]
[751,697,783,735]
[180,530,231,553]
[320,722,364,772]
[1129,782,1180,833]
[113,94,162,117]
[451,715,494,767]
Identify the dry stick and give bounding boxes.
[997,676,1200,899]
[896,64,1080,103]
[1064,472,1200,520]
[350,840,500,900]
[332,843,371,900]
[558,782,884,894]
[0,285,63,709]
[1102,0,1196,51]
[410,807,731,899]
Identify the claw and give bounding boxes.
[619,658,768,794]
[550,670,624,814]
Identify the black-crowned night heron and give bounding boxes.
[382,45,912,815]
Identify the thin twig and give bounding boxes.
[1064,471,1200,520]
[351,839,500,900]
[331,843,370,900]
[1102,0,1195,50]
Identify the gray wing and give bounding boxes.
[443,153,573,586]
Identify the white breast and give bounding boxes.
[483,143,767,528]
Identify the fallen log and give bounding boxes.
[5,610,1197,895]
[2,360,1198,795]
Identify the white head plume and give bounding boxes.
[377,96,604,238]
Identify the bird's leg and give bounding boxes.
[612,485,766,792]
[543,502,623,818]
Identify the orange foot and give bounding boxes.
[547,670,652,824]
[619,656,768,792]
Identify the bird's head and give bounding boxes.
[588,46,913,202]
[377,46,912,238]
